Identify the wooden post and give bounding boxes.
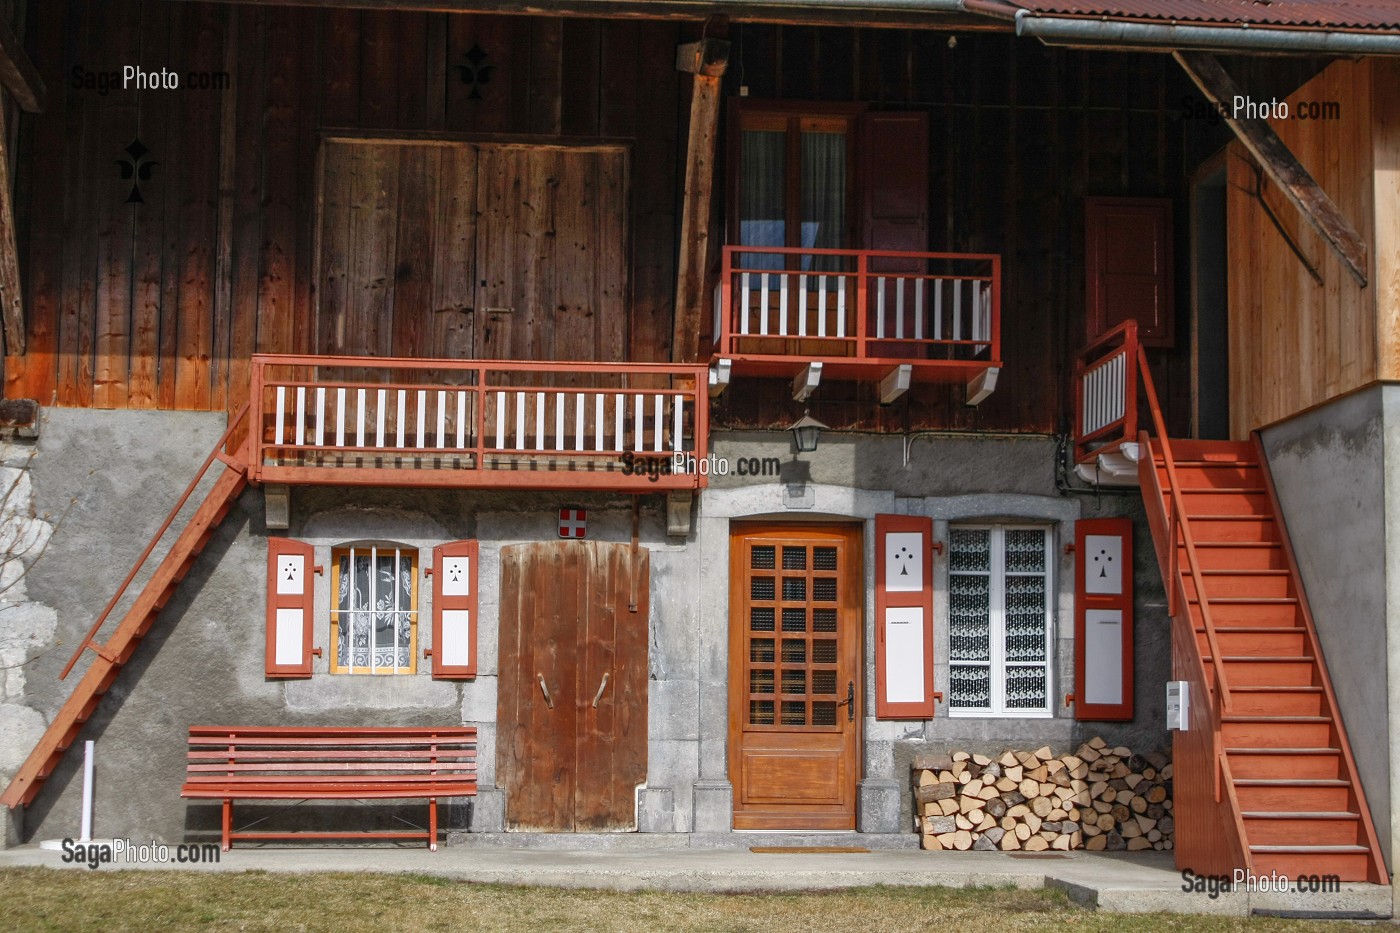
[671,36,729,364]
[1174,51,1368,287]
[0,100,22,354]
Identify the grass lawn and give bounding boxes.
[0,868,1380,933]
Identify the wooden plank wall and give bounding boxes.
[711,26,1194,435]
[5,0,681,410]
[1225,60,1379,437]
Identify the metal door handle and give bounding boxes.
[592,672,611,708]
[837,680,855,722]
[537,674,554,710]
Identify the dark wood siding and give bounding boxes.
[9,5,1208,435]
[7,1,681,410]
[710,26,1194,435]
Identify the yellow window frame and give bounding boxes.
[330,545,419,675]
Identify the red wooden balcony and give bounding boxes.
[248,355,709,491]
[712,246,1002,403]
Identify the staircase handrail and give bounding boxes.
[1132,345,1233,717]
[58,404,250,680]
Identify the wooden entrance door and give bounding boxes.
[729,524,862,830]
[497,541,648,832]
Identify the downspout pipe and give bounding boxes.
[966,4,1400,57]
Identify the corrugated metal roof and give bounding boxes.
[995,1,1400,31]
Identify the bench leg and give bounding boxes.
[222,799,232,852]
[429,797,438,852]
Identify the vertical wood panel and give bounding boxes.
[1226,60,1378,436]
[429,144,476,364]
[171,2,223,410]
[1375,59,1400,380]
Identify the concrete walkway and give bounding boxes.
[0,842,1390,918]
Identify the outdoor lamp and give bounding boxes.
[790,412,827,453]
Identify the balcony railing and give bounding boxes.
[714,246,1001,385]
[248,355,709,490]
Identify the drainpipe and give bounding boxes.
[963,2,1400,56]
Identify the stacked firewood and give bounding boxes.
[913,737,1174,852]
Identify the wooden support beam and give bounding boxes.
[671,37,729,365]
[1174,51,1368,287]
[708,358,732,398]
[0,16,44,113]
[791,361,822,402]
[966,366,999,406]
[0,101,23,354]
[878,364,913,404]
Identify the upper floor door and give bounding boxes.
[316,139,628,366]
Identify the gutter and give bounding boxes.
[963,2,1400,56]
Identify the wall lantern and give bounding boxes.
[790,411,828,453]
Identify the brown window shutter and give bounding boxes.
[1085,197,1174,346]
[265,538,316,678]
[875,514,935,719]
[1073,518,1134,720]
[429,540,478,679]
[859,112,929,272]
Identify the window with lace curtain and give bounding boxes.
[330,544,418,675]
[947,525,1053,717]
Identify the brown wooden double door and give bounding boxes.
[729,524,862,830]
[317,139,627,364]
[497,541,648,832]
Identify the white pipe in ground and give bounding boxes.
[80,740,94,843]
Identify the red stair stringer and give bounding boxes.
[0,463,248,809]
[1138,434,1387,884]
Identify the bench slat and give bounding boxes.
[187,750,476,762]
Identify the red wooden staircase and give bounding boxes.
[1076,323,1385,883]
[1140,437,1386,883]
[0,411,250,810]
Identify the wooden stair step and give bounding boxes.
[1190,597,1298,604]
[1250,845,1368,853]
[1221,716,1329,723]
[1243,811,1357,819]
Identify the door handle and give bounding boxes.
[537,673,554,710]
[591,672,611,708]
[837,680,855,722]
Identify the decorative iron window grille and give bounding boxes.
[330,545,418,675]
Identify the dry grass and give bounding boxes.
[0,868,1379,933]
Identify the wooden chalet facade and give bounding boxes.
[0,0,1396,895]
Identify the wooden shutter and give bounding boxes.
[265,538,315,678]
[875,514,935,719]
[429,540,478,678]
[859,112,928,273]
[1085,197,1174,346]
[1073,518,1134,720]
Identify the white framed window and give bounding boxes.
[330,544,418,675]
[947,525,1053,717]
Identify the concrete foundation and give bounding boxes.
[2,414,1172,851]
[1261,385,1396,877]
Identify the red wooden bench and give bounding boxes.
[180,726,476,851]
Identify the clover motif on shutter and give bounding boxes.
[1073,518,1134,720]
[875,514,935,719]
[429,540,478,679]
[265,538,317,678]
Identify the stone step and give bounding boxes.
[445,832,920,851]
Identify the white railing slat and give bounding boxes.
[876,276,886,339]
[295,387,306,447]
[895,277,905,340]
[740,272,751,336]
[555,392,565,451]
[456,390,466,450]
[416,390,427,450]
[274,386,286,446]
[436,390,447,449]
[934,279,943,340]
[836,277,847,338]
[515,391,526,451]
[315,387,325,447]
[336,387,346,448]
[797,275,808,337]
[654,394,663,452]
[818,277,828,337]
[595,394,605,452]
[673,394,683,453]
[953,279,962,342]
[614,394,624,453]
[396,390,406,449]
[914,278,924,340]
[778,273,788,336]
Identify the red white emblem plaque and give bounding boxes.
[558,508,587,538]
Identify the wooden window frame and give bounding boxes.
[947,525,1054,718]
[726,99,863,252]
[874,514,936,720]
[329,544,419,676]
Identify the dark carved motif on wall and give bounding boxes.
[116,138,158,204]
[455,44,495,100]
